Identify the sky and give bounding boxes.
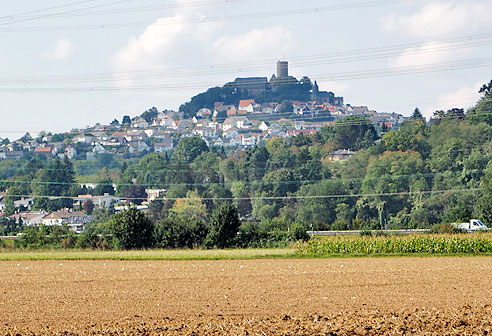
[1,0,492,140]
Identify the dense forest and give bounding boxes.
[2,80,492,248]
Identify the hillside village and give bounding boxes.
[0,62,405,161]
[0,62,409,233]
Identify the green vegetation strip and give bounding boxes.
[0,248,297,261]
[298,234,492,256]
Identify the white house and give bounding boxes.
[193,126,217,139]
[75,133,95,144]
[128,141,150,153]
[132,117,149,129]
[295,120,305,130]
[144,127,162,137]
[223,128,239,139]
[154,116,174,128]
[42,211,83,226]
[124,132,147,143]
[224,137,241,147]
[240,133,260,147]
[154,139,174,153]
[213,137,225,147]
[146,189,166,202]
[223,117,251,131]
[92,143,106,155]
[238,99,255,113]
[269,122,283,134]
[259,121,271,132]
[197,108,212,117]
[8,212,46,226]
[93,132,109,141]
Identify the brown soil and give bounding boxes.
[1,257,492,335]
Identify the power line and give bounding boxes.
[0,0,139,26]
[0,0,101,20]
[0,168,487,188]
[1,56,491,93]
[0,0,248,23]
[2,187,483,202]
[4,32,492,84]
[0,0,413,32]
[2,35,492,86]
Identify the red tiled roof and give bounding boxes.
[239,99,255,107]
[35,147,52,153]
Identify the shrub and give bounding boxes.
[290,223,310,241]
[154,217,207,249]
[331,219,349,231]
[431,223,464,234]
[109,207,154,250]
[204,203,240,249]
[75,232,110,249]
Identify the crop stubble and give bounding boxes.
[1,257,492,335]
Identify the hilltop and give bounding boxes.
[179,61,344,118]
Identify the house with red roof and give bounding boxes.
[34,146,53,158]
[238,99,255,113]
[226,108,238,117]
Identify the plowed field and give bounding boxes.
[1,257,492,335]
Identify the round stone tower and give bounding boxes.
[277,61,288,78]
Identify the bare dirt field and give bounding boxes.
[1,257,492,335]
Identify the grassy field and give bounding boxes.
[3,233,492,261]
[0,248,297,261]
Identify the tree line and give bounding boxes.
[3,80,492,243]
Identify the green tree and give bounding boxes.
[173,137,208,163]
[296,179,350,229]
[122,115,131,125]
[82,199,94,215]
[33,157,75,197]
[333,116,377,150]
[478,163,492,225]
[154,216,207,248]
[123,185,147,205]
[277,100,294,113]
[94,179,115,196]
[169,191,208,221]
[230,181,252,217]
[135,153,169,187]
[204,203,240,248]
[109,207,154,249]
[383,119,430,158]
[141,107,159,122]
[411,107,424,120]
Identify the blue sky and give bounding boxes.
[1,0,492,140]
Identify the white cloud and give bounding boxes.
[389,42,461,68]
[423,81,484,118]
[316,80,349,95]
[45,38,75,60]
[110,4,224,91]
[383,1,492,37]
[111,15,188,72]
[214,25,293,61]
[110,1,294,108]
